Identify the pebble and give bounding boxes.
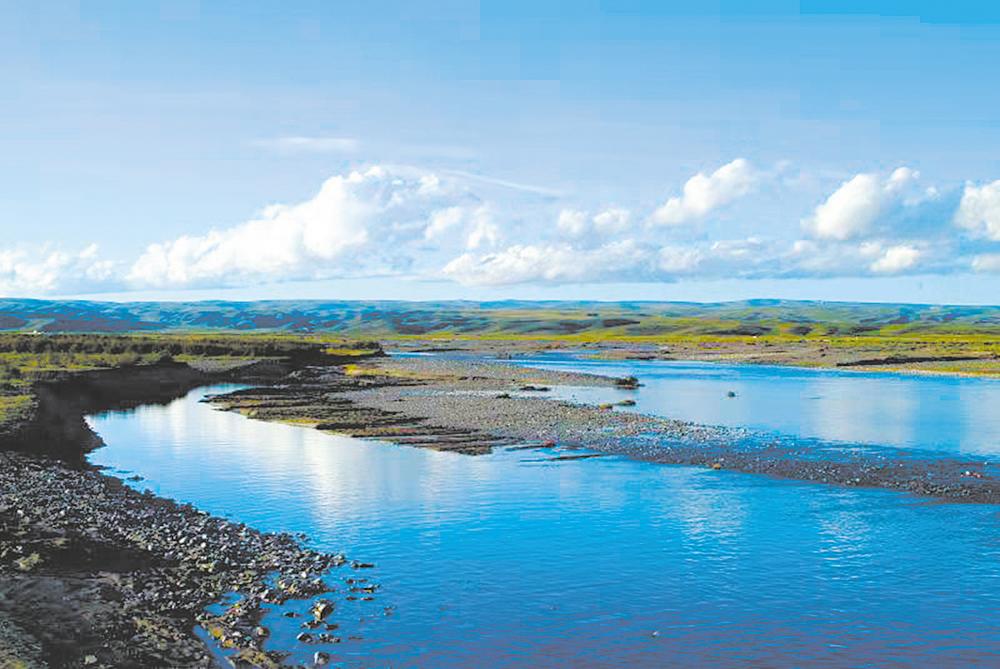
[0,450,375,667]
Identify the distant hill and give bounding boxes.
[1,298,999,338]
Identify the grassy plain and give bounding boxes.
[1,299,999,429]
[387,316,1000,377]
[0,333,379,432]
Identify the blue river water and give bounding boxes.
[506,354,1000,459]
[86,359,1000,668]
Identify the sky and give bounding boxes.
[2,0,1000,304]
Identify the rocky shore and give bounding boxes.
[211,354,1000,503]
[0,451,357,668]
[0,352,382,668]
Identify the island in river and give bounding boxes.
[0,302,998,667]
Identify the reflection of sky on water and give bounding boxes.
[510,355,1000,457]
[87,385,1000,667]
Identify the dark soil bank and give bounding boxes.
[0,357,378,668]
[3,363,212,462]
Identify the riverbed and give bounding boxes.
[87,358,1000,667]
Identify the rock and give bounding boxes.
[617,399,636,407]
[313,651,330,665]
[83,655,98,665]
[296,632,313,643]
[13,552,42,572]
[726,390,737,398]
[312,599,334,620]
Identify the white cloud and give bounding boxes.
[593,208,631,234]
[5,161,996,296]
[870,244,921,274]
[0,244,116,296]
[252,136,360,153]
[465,208,500,250]
[803,167,920,241]
[129,165,466,288]
[557,207,632,239]
[424,206,465,241]
[657,245,703,273]
[443,241,648,286]
[556,209,589,237]
[710,237,765,261]
[886,166,919,192]
[651,159,758,226]
[972,253,1000,273]
[954,180,1000,241]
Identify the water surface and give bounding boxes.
[507,354,1000,458]
[87,367,1000,667]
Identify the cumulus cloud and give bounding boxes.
[556,209,588,237]
[443,240,650,285]
[6,160,998,295]
[129,166,478,288]
[650,159,758,226]
[954,180,1000,241]
[870,244,921,274]
[802,167,920,240]
[465,208,500,250]
[593,208,631,234]
[557,207,632,240]
[0,244,116,296]
[657,245,703,273]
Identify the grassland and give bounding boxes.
[397,327,1000,374]
[0,333,380,434]
[0,299,997,383]
[382,310,1000,377]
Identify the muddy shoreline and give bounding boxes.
[0,357,378,668]
[211,354,1000,504]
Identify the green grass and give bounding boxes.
[0,394,35,433]
[0,333,381,435]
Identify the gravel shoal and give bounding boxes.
[213,355,999,503]
[0,451,367,668]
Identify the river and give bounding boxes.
[86,357,1000,667]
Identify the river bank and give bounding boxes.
[210,354,1000,503]
[0,346,382,668]
[0,450,351,668]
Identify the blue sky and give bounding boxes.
[2,1,1000,303]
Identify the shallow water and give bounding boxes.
[87,367,1000,667]
[507,354,1000,458]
